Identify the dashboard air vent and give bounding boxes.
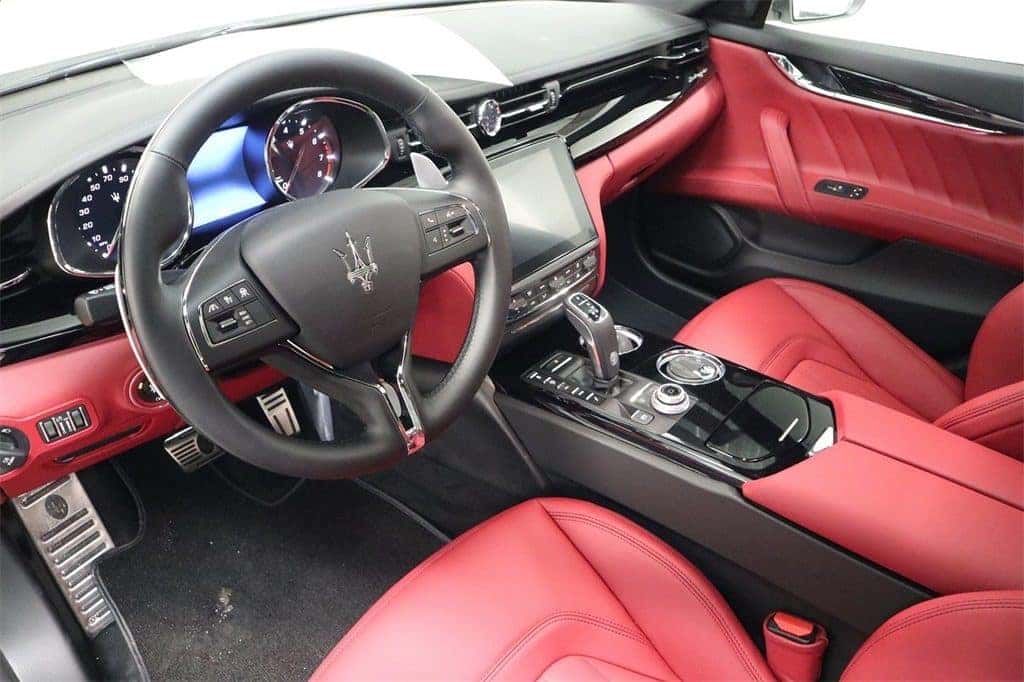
[1,210,35,298]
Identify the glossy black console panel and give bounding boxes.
[506,329,835,484]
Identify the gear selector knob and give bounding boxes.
[565,292,618,386]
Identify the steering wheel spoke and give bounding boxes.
[390,189,490,277]
[181,228,298,372]
[267,333,425,455]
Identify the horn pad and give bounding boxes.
[240,189,422,368]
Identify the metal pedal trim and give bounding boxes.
[13,474,115,636]
[164,426,223,472]
[257,387,300,436]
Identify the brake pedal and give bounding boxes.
[12,474,116,636]
[164,426,223,472]
[257,387,300,436]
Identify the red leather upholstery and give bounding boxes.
[315,498,1024,680]
[313,497,774,681]
[966,283,1024,400]
[841,591,1024,681]
[652,39,1024,268]
[676,278,1024,458]
[935,382,1024,462]
[744,391,1024,595]
[675,278,964,420]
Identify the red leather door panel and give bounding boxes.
[652,39,1024,268]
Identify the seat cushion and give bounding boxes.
[935,381,1024,461]
[674,278,964,421]
[312,498,773,681]
[966,283,1024,400]
[841,591,1024,681]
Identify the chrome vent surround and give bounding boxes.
[408,34,709,146]
[0,213,34,297]
[13,474,116,636]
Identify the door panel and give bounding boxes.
[629,195,1020,363]
[650,37,1024,268]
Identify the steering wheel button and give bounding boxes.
[425,229,443,253]
[420,210,440,230]
[441,205,467,222]
[233,283,255,301]
[203,300,224,318]
[220,292,239,307]
[217,317,239,333]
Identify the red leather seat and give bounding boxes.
[313,498,1024,680]
[675,279,1024,460]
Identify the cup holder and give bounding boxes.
[614,325,643,355]
[577,325,643,356]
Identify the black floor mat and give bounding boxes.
[97,447,443,681]
[597,278,688,338]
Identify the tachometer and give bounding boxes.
[266,101,341,200]
[48,153,190,276]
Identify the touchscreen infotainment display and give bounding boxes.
[489,137,598,281]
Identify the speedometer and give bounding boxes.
[48,152,190,277]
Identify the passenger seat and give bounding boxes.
[675,279,1023,459]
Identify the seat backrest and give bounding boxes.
[967,283,1024,400]
[842,591,1023,681]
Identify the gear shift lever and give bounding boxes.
[564,292,618,387]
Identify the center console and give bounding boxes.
[516,294,835,484]
[490,137,601,338]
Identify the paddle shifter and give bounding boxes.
[564,292,618,387]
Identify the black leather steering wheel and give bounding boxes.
[117,50,511,478]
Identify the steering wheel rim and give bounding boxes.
[117,49,511,478]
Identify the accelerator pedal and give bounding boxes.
[12,474,116,635]
[164,426,223,472]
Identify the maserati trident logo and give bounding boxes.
[333,232,379,293]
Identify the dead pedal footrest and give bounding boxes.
[12,474,116,636]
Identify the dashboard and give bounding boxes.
[47,96,392,277]
[0,0,713,496]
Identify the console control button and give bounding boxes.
[630,408,654,425]
[37,405,90,443]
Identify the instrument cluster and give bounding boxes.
[47,97,391,277]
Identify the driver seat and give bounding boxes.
[312,498,1022,680]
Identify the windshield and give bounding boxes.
[0,0,467,93]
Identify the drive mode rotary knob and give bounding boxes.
[650,383,692,415]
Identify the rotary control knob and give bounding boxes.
[0,426,30,474]
[650,383,693,416]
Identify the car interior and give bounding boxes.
[1,0,1022,680]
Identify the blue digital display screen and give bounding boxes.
[186,126,267,232]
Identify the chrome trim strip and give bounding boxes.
[0,267,30,291]
[113,261,167,402]
[47,147,193,278]
[265,96,392,201]
[768,52,1023,136]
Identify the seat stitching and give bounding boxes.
[774,281,961,412]
[538,502,684,680]
[842,601,1023,680]
[314,502,533,675]
[759,335,819,375]
[935,389,1024,429]
[547,511,768,682]
[779,282,962,395]
[482,611,650,682]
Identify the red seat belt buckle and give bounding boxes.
[763,611,828,682]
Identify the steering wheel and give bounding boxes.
[117,50,512,479]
